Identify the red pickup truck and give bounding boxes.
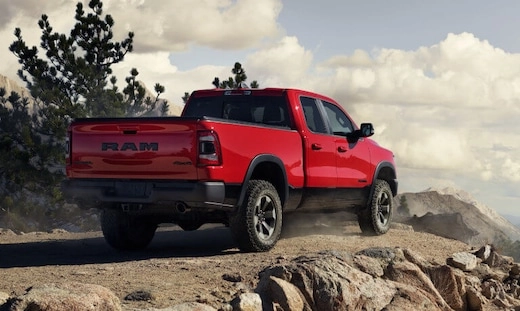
[62,87,397,252]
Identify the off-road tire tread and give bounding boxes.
[101,208,157,250]
[229,180,282,252]
[358,179,393,236]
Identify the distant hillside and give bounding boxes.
[0,74,33,100]
[137,79,183,116]
[395,187,520,245]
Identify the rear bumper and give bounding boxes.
[61,179,233,210]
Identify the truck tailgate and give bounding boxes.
[67,118,199,179]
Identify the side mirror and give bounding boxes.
[359,123,374,137]
[347,123,374,143]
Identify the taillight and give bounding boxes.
[198,130,222,166]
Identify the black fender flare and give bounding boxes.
[367,161,398,202]
[236,154,289,208]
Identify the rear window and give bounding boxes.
[184,95,292,128]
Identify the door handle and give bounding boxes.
[337,146,348,153]
[311,143,322,150]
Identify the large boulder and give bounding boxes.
[230,292,263,311]
[447,252,478,272]
[7,282,121,311]
[254,246,520,311]
[405,212,478,243]
[256,250,450,311]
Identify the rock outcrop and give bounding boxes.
[396,190,520,244]
[255,245,520,311]
[5,282,121,311]
[404,212,479,243]
[2,245,520,311]
[0,74,32,101]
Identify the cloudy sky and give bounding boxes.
[1,0,520,217]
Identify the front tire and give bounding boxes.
[229,180,283,252]
[101,208,157,250]
[358,179,393,235]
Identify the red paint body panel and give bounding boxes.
[194,119,304,187]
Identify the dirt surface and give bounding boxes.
[0,214,471,310]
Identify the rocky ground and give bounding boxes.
[0,212,476,310]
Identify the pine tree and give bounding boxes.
[0,87,62,232]
[0,88,40,194]
[10,0,167,122]
[181,92,190,104]
[1,0,168,230]
[250,80,259,88]
[211,62,259,88]
[231,62,247,85]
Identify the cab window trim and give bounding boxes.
[319,100,355,137]
[299,96,330,134]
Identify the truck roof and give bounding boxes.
[190,87,338,104]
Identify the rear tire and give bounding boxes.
[229,180,282,252]
[101,208,157,250]
[358,179,393,235]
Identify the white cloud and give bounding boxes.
[0,1,70,28]
[0,1,77,80]
[323,49,374,68]
[245,36,313,87]
[0,0,283,80]
[104,0,283,52]
[500,157,520,182]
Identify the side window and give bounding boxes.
[259,98,291,127]
[250,97,291,128]
[322,101,354,135]
[300,97,327,133]
[262,104,288,127]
